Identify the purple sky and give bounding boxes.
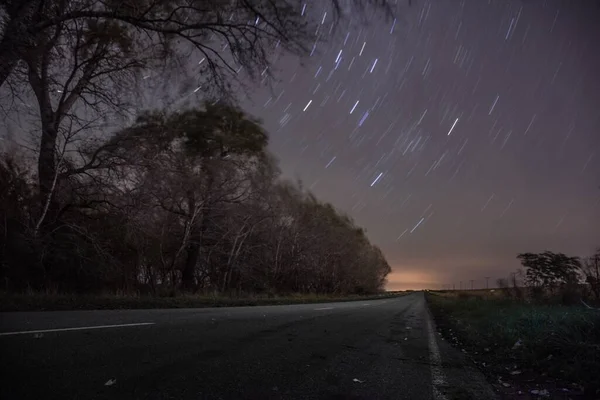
[2,0,598,290]
[243,0,600,289]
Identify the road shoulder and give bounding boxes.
[424,296,499,400]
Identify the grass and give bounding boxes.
[427,291,600,397]
[0,291,406,312]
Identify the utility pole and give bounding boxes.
[470,279,474,290]
[485,277,490,289]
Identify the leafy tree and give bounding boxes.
[517,251,581,289]
[76,102,270,290]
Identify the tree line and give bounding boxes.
[0,0,394,295]
[0,102,391,294]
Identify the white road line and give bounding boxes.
[0,322,155,336]
[314,307,333,311]
[427,315,449,400]
[362,303,371,306]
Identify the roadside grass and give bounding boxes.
[435,285,600,306]
[433,289,507,300]
[0,291,406,312]
[427,292,600,397]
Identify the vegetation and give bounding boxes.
[497,249,600,304]
[0,103,391,295]
[518,251,581,288]
[581,249,600,300]
[427,292,600,398]
[1,0,390,215]
[0,291,405,312]
[0,0,394,298]
[428,249,600,396]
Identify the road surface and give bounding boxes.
[0,293,496,399]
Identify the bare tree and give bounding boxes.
[3,0,394,225]
[1,0,393,90]
[20,10,143,212]
[2,0,291,135]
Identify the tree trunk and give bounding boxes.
[181,163,214,291]
[31,117,59,289]
[38,121,58,213]
[222,232,239,292]
[181,222,202,291]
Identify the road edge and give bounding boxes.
[424,296,500,400]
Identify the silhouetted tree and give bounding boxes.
[581,248,600,300]
[0,0,393,90]
[0,0,392,219]
[517,251,581,289]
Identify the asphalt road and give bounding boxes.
[0,293,496,400]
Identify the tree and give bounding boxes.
[1,0,392,90]
[581,248,600,300]
[517,251,581,289]
[1,0,393,227]
[74,101,270,290]
[18,8,144,215]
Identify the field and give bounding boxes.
[427,290,600,398]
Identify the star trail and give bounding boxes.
[3,0,598,291]
[242,0,600,289]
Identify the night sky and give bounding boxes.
[3,1,599,290]
[242,0,600,290]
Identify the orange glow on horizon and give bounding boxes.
[385,270,438,291]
